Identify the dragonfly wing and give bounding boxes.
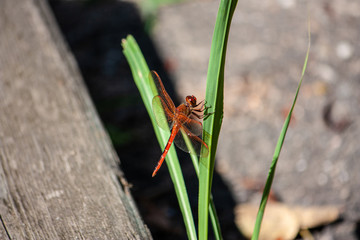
[152,96,174,130]
[150,71,176,130]
[182,117,203,136]
[174,127,209,157]
[150,71,176,110]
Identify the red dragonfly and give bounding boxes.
[150,71,209,177]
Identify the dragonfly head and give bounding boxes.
[185,95,197,107]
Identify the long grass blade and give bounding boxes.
[122,35,197,240]
[182,132,223,240]
[198,0,238,239]
[251,22,311,240]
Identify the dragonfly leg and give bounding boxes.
[191,111,203,119]
[194,99,205,108]
[192,102,214,119]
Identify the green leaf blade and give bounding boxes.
[251,23,311,240]
[198,0,238,239]
[122,35,197,240]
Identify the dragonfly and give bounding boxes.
[150,71,210,177]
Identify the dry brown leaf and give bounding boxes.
[235,203,299,240]
[235,203,341,240]
[293,206,340,229]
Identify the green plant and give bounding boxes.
[251,23,311,240]
[122,35,225,240]
[123,0,237,238]
[123,36,197,239]
[198,0,238,239]
[122,1,310,239]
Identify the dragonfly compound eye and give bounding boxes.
[186,95,197,106]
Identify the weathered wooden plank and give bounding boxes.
[0,0,151,239]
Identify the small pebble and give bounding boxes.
[317,64,336,82]
[277,0,296,8]
[336,41,353,60]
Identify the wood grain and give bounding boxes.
[0,0,151,239]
